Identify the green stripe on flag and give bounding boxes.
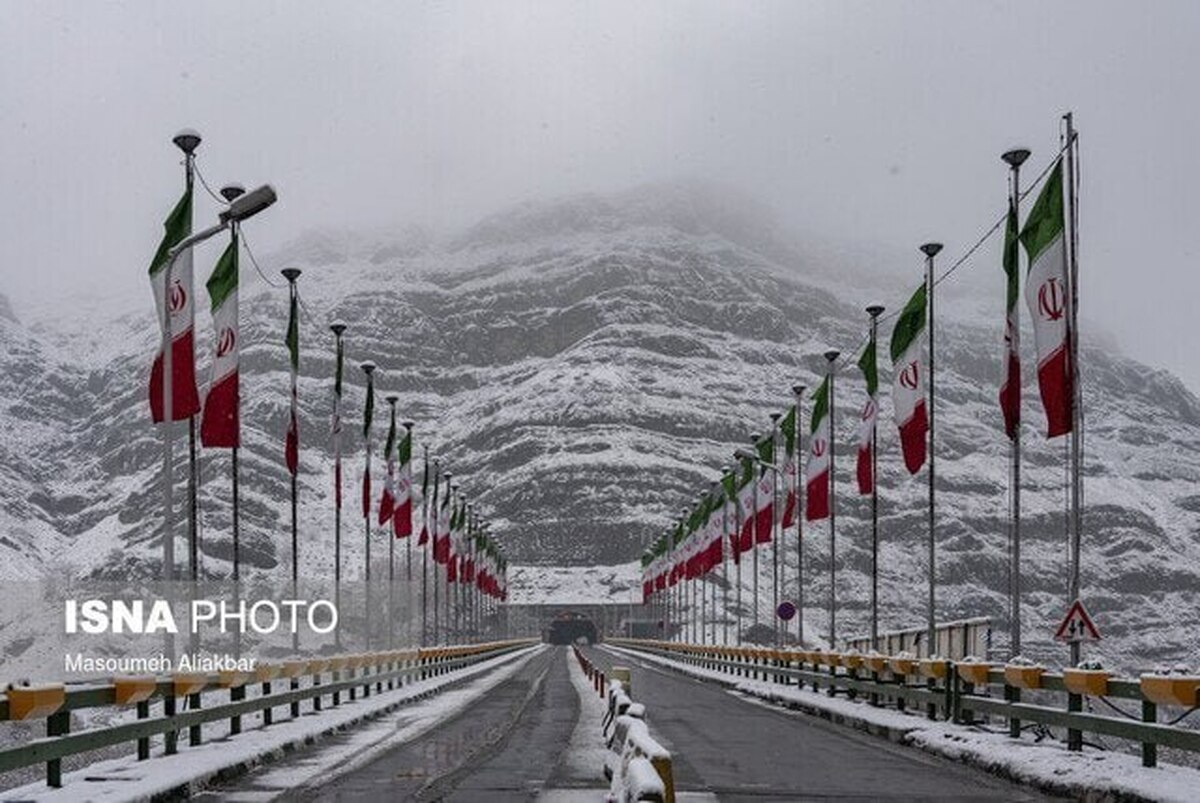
[858,335,877,397]
[398,429,412,464]
[148,188,192,276]
[206,242,238,312]
[780,406,796,456]
[1020,161,1065,266]
[810,376,830,435]
[285,294,299,372]
[890,283,927,363]
[1003,200,1019,312]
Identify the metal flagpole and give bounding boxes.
[1002,148,1031,658]
[219,183,246,659]
[283,268,303,654]
[385,395,398,650]
[792,385,805,646]
[865,306,885,651]
[436,472,450,645]
[404,422,414,583]
[330,323,346,649]
[450,485,460,641]
[185,134,200,598]
[769,413,781,646]
[921,242,943,655]
[426,457,438,646]
[722,472,730,645]
[823,351,839,648]
[733,458,742,645]
[360,361,376,651]
[749,434,760,633]
[1064,113,1083,668]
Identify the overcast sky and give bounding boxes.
[3,1,1198,392]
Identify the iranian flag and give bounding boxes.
[890,284,928,474]
[284,282,300,475]
[433,482,451,564]
[780,405,798,528]
[722,472,740,565]
[446,498,460,582]
[148,186,200,422]
[378,407,396,525]
[1020,161,1073,438]
[418,458,430,546]
[999,201,1021,439]
[753,436,774,544]
[331,332,344,510]
[856,333,879,495]
[361,373,375,518]
[805,376,831,520]
[736,458,756,553]
[200,241,239,448]
[395,427,413,538]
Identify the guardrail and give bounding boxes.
[608,639,1200,769]
[0,640,536,789]
[841,617,992,660]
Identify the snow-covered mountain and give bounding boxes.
[3,181,1199,670]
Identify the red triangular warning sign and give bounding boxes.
[1054,599,1101,643]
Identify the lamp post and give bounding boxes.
[158,179,275,663]
[921,242,943,656]
[792,384,806,646]
[330,322,347,649]
[360,360,376,650]
[823,349,840,649]
[865,305,885,650]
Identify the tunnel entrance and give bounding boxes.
[545,612,599,645]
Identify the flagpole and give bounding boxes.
[385,395,398,650]
[865,306,884,650]
[450,485,460,641]
[732,458,742,645]
[437,472,450,645]
[823,350,839,648]
[330,323,346,650]
[921,242,943,656]
[1001,148,1031,659]
[404,422,414,584]
[184,139,200,598]
[749,434,760,634]
[1063,113,1083,669]
[282,268,302,654]
[722,473,730,645]
[360,361,376,651]
[769,413,781,646]
[427,458,439,646]
[792,385,805,646]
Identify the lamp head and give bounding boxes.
[385,394,399,405]
[402,420,414,429]
[770,412,781,423]
[173,128,201,155]
[360,360,376,375]
[221,184,277,224]
[920,242,943,258]
[734,448,756,461]
[1001,148,1032,168]
[281,267,302,283]
[792,384,806,396]
[866,304,885,318]
[330,322,347,336]
[824,349,840,363]
[219,183,246,203]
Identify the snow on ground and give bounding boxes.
[1,645,545,803]
[604,644,1200,803]
[509,563,642,606]
[563,648,610,780]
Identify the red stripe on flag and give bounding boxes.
[856,442,873,496]
[999,351,1021,439]
[394,499,412,538]
[334,460,342,510]
[899,400,928,474]
[149,330,201,422]
[1037,347,1073,438]
[285,412,299,476]
[200,372,239,448]
[755,503,773,544]
[805,470,829,521]
[361,468,371,519]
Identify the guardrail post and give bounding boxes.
[189,692,202,746]
[869,668,880,707]
[959,679,973,725]
[1006,685,1020,737]
[313,671,323,713]
[262,681,273,726]
[926,677,937,720]
[137,700,151,760]
[1067,691,1082,752]
[164,695,178,754]
[231,685,245,734]
[333,668,341,707]
[290,677,301,719]
[847,665,858,700]
[46,709,69,787]
[1142,700,1157,768]
[895,673,906,713]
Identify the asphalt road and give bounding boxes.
[301,647,591,801]
[583,645,1057,802]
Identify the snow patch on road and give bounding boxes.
[563,649,611,781]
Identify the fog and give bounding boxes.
[2,1,1198,391]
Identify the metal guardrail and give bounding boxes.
[0,640,536,789]
[608,639,1200,769]
[841,617,992,660]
